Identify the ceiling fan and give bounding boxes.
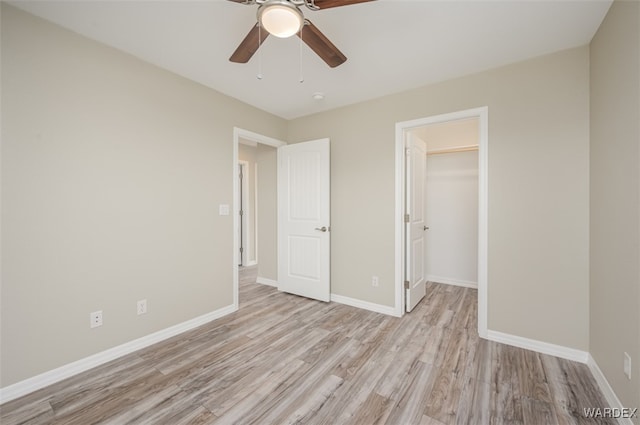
[228,0,375,68]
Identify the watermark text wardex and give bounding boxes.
[583,407,638,419]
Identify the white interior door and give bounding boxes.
[278,139,330,302]
[406,135,428,312]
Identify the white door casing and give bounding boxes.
[238,161,249,266]
[277,139,330,302]
[405,135,428,312]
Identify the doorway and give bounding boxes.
[232,128,286,310]
[419,118,479,289]
[394,107,488,338]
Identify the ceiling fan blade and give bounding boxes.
[311,0,375,10]
[227,0,250,3]
[298,20,347,68]
[229,24,269,63]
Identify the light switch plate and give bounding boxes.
[219,204,230,216]
[137,299,147,315]
[624,352,632,380]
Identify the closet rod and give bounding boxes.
[427,145,479,156]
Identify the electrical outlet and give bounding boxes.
[137,299,147,315]
[90,310,103,328]
[372,276,379,287]
[624,352,631,380]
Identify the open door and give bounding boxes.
[405,135,428,312]
[277,139,330,302]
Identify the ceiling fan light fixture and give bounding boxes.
[258,1,304,38]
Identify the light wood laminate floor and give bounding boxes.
[1,267,613,424]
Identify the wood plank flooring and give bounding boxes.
[1,267,614,424]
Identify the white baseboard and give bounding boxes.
[256,281,396,318]
[427,275,478,289]
[256,277,278,287]
[245,261,257,267]
[587,355,635,425]
[486,330,589,363]
[330,294,399,317]
[0,304,237,405]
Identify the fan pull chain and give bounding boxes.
[298,24,304,83]
[257,24,263,80]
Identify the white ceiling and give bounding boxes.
[10,0,612,120]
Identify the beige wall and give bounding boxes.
[0,4,287,387]
[590,0,640,415]
[256,144,278,281]
[5,0,634,403]
[288,46,591,350]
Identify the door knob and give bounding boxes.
[315,226,328,232]
[424,226,429,231]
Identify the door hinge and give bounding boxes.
[404,280,410,289]
[404,214,410,223]
[240,247,244,254]
[239,209,244,216]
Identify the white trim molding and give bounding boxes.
[587,355,636,425]
[487,330,589,363]
[256,276,278,287]
[238,160,250,267]
[488,331,634,424]
[427,275,478,289]
[331,294,400,317]
[0,304,237,405]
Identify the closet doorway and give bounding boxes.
[416,118,479,289]
[394,107,488,338]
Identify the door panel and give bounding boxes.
[289,236,320,279]
[278,139,330,302]
[406,135,427,312]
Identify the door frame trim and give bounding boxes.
[238,160,249,267]
[394,107,488,338]
[233,128,286,310]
